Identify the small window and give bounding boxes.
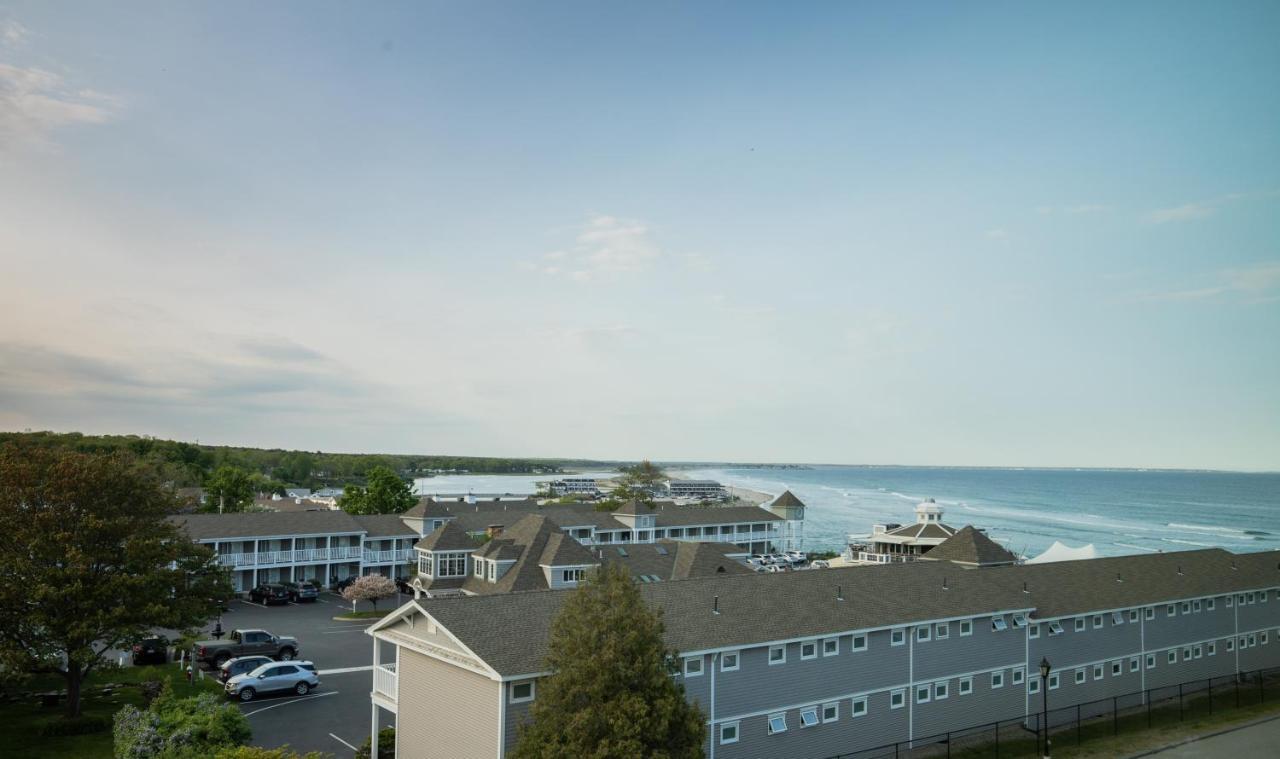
[992,671,1004,689]
[916,626,931,643]
[1012,667,1024,685]
[684,657,703,677]
[1193,600,1201,613]
[1194,644,1203,658]
[769,645,786,665]
[916,685,931,704]
[510,681,535,704]
[1181,602,1191,615]
[1183,646,1192,659]
[1208,642,1217,656]
[799,707,819,728]
[1146,654,1156,669]
[1093,664,1104,680]
[1074,618,1086,632]
[1145,606,1156,620]
[1028,677,1040,694]
[1130,657,1140,672]
[721,652,739,671]
[959,619,973,636]
[1129,609,1140,622]
[936,622,949,639]
[935,680,949,700]
[768,712,787,735]
[851,696,868,716]
[719,722,739,745]
[1227,638,1235,652]
[891,629,906,646]
[1248,634,1257,647]
[1093,614,1104,629]
[1263,632,1269,645]
[1247,592,1256,604]
[1048,621,1064,636]
[1262,592,1269,604]
[1112,611,1125,625]
[890,689,905,709]
[1207,598,1216,611]
[1111,661,1122,676]
[1227,595,1234,608]
[1075,668,1086,684]
[801,641,817,660]
[822,702,838,723]
[991,615,1008,632]
[1029,623,1040,639]
[1168,650,1178,664]
[1048,673,1060,690]
[822,638,839,657]
[1012,613,1027,628]
[959,676,973,695]
[851,634,867,651]
[1167,604,1176,617]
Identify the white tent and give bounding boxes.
[1026,540,1100,564]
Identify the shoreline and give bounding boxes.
[726,485,775,506]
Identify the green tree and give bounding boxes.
[204,465,255,513]
[619,460,665,488]
[0,445,233,718]
[355,727,395,759]
[113,686,251,758]
[511,564,705,759]
[339,466,416,515]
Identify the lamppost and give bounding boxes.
[1039,657,1052,758]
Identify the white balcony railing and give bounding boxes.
[373,663,397,700]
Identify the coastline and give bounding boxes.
[726,484,774,506]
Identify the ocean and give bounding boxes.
[415,466,1280,558]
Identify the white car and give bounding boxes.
[225,660,320,702]
[785,550,807,563]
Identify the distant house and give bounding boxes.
[918,525,1019,568]
[666,479,728,500]
[545,477,599,496]
[850,499,958,564]
[284,487,312,499]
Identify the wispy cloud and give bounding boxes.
[527,214,662,282]
[1,19,30,48]
[0,62,120,149]
[1143,193,1249,225]
[1138,261,1280,304]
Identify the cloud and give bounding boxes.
[529,214,662,282]
[1,19,29,48]
[1139,261,1280,304]
[1144,202,1215,225]
[239,337,326,363]
[0,62,119,149]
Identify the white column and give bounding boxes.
[251,540,259,588]
[371,635,381,759]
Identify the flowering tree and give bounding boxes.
[340,574,397,612]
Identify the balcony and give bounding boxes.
[215,545,365,567]
[363,548,415,565]
[373,663,397,701]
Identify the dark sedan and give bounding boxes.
[248,583,290,605]
[281,581,319,602]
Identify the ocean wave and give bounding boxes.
[1161,538,1216,548]
[1115,543,1161,553]
[1167,522,1271,537]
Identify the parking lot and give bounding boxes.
[193,591,407,756]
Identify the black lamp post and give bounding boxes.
[1039,657,1052,758]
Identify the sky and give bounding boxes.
[1,2,1278,470]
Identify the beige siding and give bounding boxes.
[397,648,501,759]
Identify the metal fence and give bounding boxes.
[824,666,1280,758]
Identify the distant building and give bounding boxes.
[848,499,958,564]
[284,487,312,499]
[546,477,600,496]
[667,479,728,500]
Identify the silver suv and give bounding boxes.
[225,660,320,702]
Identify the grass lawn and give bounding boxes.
[0,663,223,759]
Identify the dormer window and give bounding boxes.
[488,561,497,582]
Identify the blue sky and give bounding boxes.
[1,2,1277,469]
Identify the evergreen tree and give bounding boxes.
[512,564,706,759]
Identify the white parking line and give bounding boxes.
[239,600,269,609]
[329,733,358,751]
[242,690,337,716]
[319,665,372,675]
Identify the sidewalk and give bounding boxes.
[1132,713,1280,757]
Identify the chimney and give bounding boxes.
[486,525,504,539]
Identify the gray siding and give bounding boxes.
[503,682,536,755]
[914,617,1024,680]
[715,690,908,759]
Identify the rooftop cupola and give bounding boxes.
[915,498,944,524]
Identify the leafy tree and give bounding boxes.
[113,686,251,758]
[0,445,232,718]
[619,460,665,488]
[339,466,416,515]
[341,574,398,612]
[204,465,255,513]
[511,564,705,759]
[355,727,395,759]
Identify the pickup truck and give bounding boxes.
[192,628,299,668]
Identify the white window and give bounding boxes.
[719,722,739,745]
[1028,677,1040,694]
[823,638,839,657]
[1029,623,1040,639]
[935,680,949,700]
[510,681,535,704]
[801,641,818,660]
[418,554,432,576]
[1093,614,1104,629]
[488,561,496,582]
[851,696,868,716]
[1227,638,1235,652]
[1168,649,1178,664]
[1074,618,1086,632]
[852,634,867,651]
[721,652,739,672]
[890,689,905,709]
[1167,604,1176,617]
[1094,664,1104,680]
[1248,592,1256,604]
[916,626,931,643]
[1048,621,1064,636]
[1111,661,1122,676]
[799,707,819,728]
[1130,657,1140,672]
[560,568,584,583]
[822,702,839,723]
[1129,609,1140,622]
[936,622,949,639]
[1048,673,1060,690]
[437,553,467,577]
[1227,595,1234,608]
[1146,653,1156,668]
[992,671,1004,689]
[991,615,1008,632]
[1193,600,1201,613]
[1145,606,1156,620]
[1263,592,1270,604]
[959,619,973,636]
[1208,642,1217,656]
[1012,613,1027,628]
[1183,646,1192,659]
[891,629,906,646]
[1207,598,1216,611]
[959,676,973,695]
[684,657,703,677]
[1194,644,1203,658]
[1012,667,1025,685]
[1181,602,1191,615]
[1076,668,1086,684]
[474,559,484,577]
[1112,611,1125,625]
[768,713,787,735]
[1249,634,1257,647]
[769,645,786,665]
[916,685,931,704]
[1263,632,1270,645]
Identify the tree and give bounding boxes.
[204,465,255,513]
[0,445,232,718]
[113,686,251,758]
[511,564,705,759]
[355,727,395,759]
[604,460,666,506]
[339,466,416,515]
[341,574,397,612]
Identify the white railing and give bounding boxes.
[373,663,397,700]
[333,546,362,560]
[361,548,413,564]
[218,553,255,567]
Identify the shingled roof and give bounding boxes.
[770,490,806,509]
[399,548,1280,677]
[599,540,755,581]
[920,525,1018,567]
[169,511,365,541]
[418,521,479,552]
[462,514,599,595]
[613,499,656,516]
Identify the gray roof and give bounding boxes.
[402,497,778,533]
[650,503,782,527]
[613,499,655,516]
[170,511,365,540]
[418,521,479,552]
[351,514,421,538]
[599,540,755,581]
[412,548,1280,677]
[463,514,599,595]
[883,521,956,540]
[770,490,806,509]
[402,497,541,521]
[921,526,1018,566]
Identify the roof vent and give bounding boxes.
[713,595,720,615]
[942,577,949,591]
[1115,573,1123,583]
[836,585,844,602]
[1231,560,1238,571]
[1022,582,1030,594]
[1177,565,1184,576]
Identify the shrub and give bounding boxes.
[355,727,395,759]
[38,715,111,737]
[139,680,165,706]
[215,747,329,759]
[113,686,250,758]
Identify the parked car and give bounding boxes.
[131,635,170,665]
[249,584,290,605]
[333,575,358,593]
[219,655,273,683]
[748,554,768,566]
[280,581,318,603]
[192,628,300,668]
[784,550,807,564]
[811,559,830,569]
[224,660,320,702]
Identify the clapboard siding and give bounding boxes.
[396,649,499,759]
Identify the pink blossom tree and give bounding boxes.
[340,574,397,613]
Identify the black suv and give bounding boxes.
[281,581,319,603]
[248,583,290,605]
[131,635,170,665]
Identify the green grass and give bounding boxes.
[0,663,223,759]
